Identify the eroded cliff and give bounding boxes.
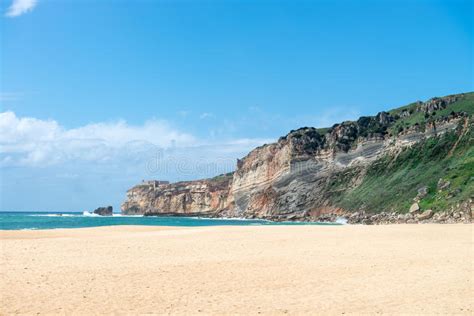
[122,92,473,221]
[122,174,233,216]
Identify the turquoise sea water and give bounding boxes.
[0,212,341,230]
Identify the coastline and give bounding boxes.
[132,209,474,225]
[0,212,343,231]
[1,224,472,314]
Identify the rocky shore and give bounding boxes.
[315,206,473,225]
[228,198,473,225]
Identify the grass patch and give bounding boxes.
[327,120,473,213]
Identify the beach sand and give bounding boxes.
[1,224,472,315]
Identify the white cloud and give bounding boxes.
[0,111,272,169]
[0,111,197,166]
[5,0,37,17]
[63,119,195,147]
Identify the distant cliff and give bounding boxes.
[122,92,473,223]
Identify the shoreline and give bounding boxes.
[0,221,471,232]
[1,216,472,232]
[1,224,472,314]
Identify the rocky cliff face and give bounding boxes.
[122,93,473,221]
[122,174,233,216]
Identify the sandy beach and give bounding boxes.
[1,224,472,315]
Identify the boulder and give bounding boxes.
[93,206,113,216]
[361,218,373,225]
[417,209,434,221]
[417,186,428,199]
[437,178,451,191]
[436,211,447,221]
[409,203,420,214]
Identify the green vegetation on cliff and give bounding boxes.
[387,92,474,135]
[328,118,473,214]
[122,92,473,220]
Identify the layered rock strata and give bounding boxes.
[122,93,473,222]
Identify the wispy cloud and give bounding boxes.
[5,0,38,17]
[0,92,23,101]
[177,110,190,117]
[199,112,214,119]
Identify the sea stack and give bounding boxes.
[93,206,113,216]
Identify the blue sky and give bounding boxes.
[0,0,472,211]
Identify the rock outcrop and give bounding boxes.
[121,93,474,223]
[93,206,113,216]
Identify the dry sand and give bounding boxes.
[1,224,473,315]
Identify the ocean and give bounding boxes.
[0,212,341,230]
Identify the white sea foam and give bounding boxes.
[335,217,348,225]
[29,213,75,217]
[82,211,100,217]
[111,213,143,217]
[28,212,144,218]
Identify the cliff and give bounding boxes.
[122,174,233,216]
[122,92,474,222]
